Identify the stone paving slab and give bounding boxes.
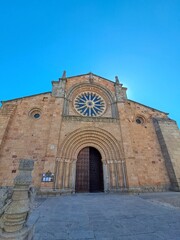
[139,192,180,208]
[31,192,180,240]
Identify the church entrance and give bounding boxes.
[75,147,104,193]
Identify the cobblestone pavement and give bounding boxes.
[29,192,180,240]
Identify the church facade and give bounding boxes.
[0,72,180,193]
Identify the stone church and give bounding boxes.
[0,72,180,194]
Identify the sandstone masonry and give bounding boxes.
[0,73,179,193]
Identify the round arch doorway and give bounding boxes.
[75,147,104,193]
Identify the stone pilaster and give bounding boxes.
[0,104,17,151]
[52,78,67,98]
[153,118,180,191]
[41,77,66,191]
[114,76,127,103]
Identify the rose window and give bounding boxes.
[74,92,106,117]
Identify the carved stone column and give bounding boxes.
[64,161,70,189]
[103,163,109,192]
[70,162,76,192]
[0,159,36,240]
[108,161,116,190]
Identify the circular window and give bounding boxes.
[33,113,40,119]
[136,117,144,124]
[74,92,106,117]
[29,108,41,119]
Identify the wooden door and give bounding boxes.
[75,147,89,192]
[75,147,104,192]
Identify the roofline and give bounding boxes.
[1,92,51,103]
[59,72,116,84]
[0,73,168,116]
[128,99,169,115]
[1,72,118,103]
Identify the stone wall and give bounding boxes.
[117,100,170,192]
[0,94,53,187]
[153,118,180,190]
[0,104,17,151]
[0,73,177,192]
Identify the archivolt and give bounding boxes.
[63,82,118,118]
[58,127,123,162]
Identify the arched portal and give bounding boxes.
[56,127,127,192]
[75,147,104,192]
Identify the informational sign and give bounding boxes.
[42,171,54,182]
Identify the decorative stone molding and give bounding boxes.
[135,115,146,125]
[88,72,94,84]
[74,91,106,117]
[28,108,42,120]
[63,115,118,123]
[54,127,127,192]
[63,81,118,118]
[0,159,35,240]
[0,188,12,210]
[58,127,123,161]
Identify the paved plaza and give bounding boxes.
[30,192,180,240]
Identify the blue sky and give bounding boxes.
[0,0,180,127]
